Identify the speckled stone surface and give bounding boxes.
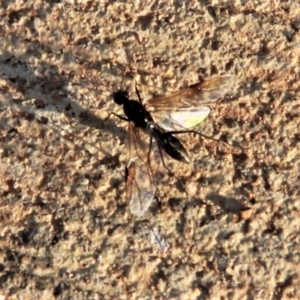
[0,1,300,299]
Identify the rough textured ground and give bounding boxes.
[0,1,300,299]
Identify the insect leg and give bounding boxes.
[157,143,207,206]
[166,130,235,149]
[134,84,143,105]
[103,112,130,122]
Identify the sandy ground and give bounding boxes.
[0,1,300,299]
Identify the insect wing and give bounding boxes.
[147,75,234,108]
[147,75,234,130]
[126,123,156,217]
[153,107,211,131]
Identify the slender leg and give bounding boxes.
[122,73,144,104]
[156,144,207,206]
[166,129,236,149]
[134,84,143,104]
[103,112,130,122]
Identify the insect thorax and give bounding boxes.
[124,100,153,128]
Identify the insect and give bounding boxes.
[106,75,235,216]
[110,88,190,163]
[109,90,189,217]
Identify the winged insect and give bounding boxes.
[105,75,235,215]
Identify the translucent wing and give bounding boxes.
[153,107,211,131]
[126,123,156,217]
[146,75,234,130]
[147,75,234,109]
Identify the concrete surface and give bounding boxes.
[0,1,300,299]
